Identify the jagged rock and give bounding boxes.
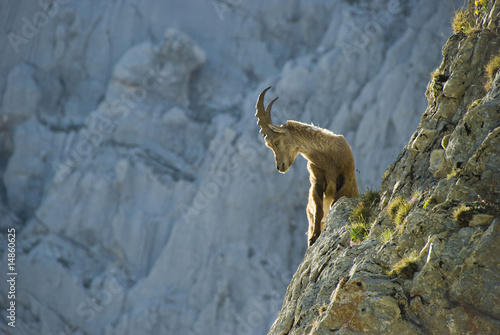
[428,149,449,179]
[1,64,41,124]
[0,201,21,231]
[106,28,206,108]
[269,199,421,335]
[269,1,500,334]
[3,118,67,219]
[410,129,438,152]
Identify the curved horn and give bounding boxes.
[255,86,279,137]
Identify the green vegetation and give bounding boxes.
[377,228,395,243]
[352,189,380,222]
[351,203,371,225]
[348,217,370,244]
[453,195,500,227]
[484,50,500,91]
[451,8,474,35]
[348,189,381,245]
[389,251,419,279]
[475,0,489,16]
[447,167,462,179]
[386,197,402,219]
[451,1,491,35]
[423,196,437,210]
[387,196,414,226]
[429,69,448,98]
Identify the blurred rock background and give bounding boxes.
[0,0,462,334]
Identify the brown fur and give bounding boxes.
[257,95,359,245]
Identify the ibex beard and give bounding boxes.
[255,86,359,246]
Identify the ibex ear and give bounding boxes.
[269,124,286,134]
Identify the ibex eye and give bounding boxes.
[274,140,280,146]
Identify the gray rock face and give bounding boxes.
[0,0,463,334]
[270,1,500,334]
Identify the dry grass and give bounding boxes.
[484,50,500,91]
[348,189,380,244]
[451,8,474,35]
[387,197,413,226]
[389,251,419,279]
[377,228,395,243]
[454,204,474,227]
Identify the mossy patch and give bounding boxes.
[429,69,449,98]
[423,196,438,210]
[447,167,462,180]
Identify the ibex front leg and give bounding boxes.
[306,164,326,246]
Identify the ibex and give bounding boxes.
[255,87,359,246]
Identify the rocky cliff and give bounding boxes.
[269,1,500,334]
[0,1,465,334]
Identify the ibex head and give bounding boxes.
[255,86,299,173]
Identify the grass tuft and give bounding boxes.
[377,228,395,243]
[387,197,403,220]
[348,189,381,244]
[484,50,500,91]
[454,204,474,227]
[396,202,413,225]
[452,195,500,227]
[451,1,491,35]
[423,196,437,210]
[451,8,474,35]
[360,189,381,207]
[389,251,419,279]
[387,197,414,226]
[348,217,370,245]
[351,203,371,224]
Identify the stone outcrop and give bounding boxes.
[269,1,500,334]
[0,1,466,334]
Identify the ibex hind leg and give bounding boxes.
[335,181,358,200]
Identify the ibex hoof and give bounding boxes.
[308,235,318,247]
